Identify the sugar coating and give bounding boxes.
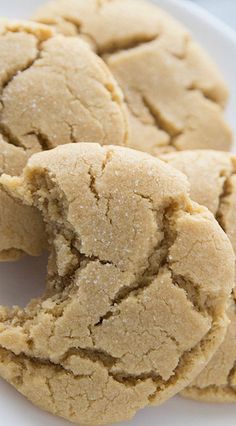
[162,150,236,402]
[0,19,128,260]
[0,144,234,424]
[33,0,232,155]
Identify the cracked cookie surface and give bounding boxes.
[0,144,234,424]
[0,19,128,260]
[33,0,232,155]
[162,150,236,402]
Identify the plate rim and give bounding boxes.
[159,0,236,44]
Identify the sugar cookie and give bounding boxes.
[33,0,232,154]
[162,150,236,402]
[0,144,234,423]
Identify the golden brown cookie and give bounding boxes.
[0,19,128,260]
[0,144,234,424]
[161,150,236,402]
[33,0,232,155]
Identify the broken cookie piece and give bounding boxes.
[0,144,234,424]
[0,19,128,260]
[33,0,232,154]
[162,150,236,402]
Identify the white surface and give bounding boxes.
[193,0,236,30]
[0,1,236,426]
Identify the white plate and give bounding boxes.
[0,1,236,425]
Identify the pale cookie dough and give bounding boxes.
[0,144,234,424]
[161,150,236,402]
[0,19,128,260]
[33,0,232,155]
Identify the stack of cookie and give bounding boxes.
[0,1,235,425]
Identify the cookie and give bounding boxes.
[0,19,128,260]
[0,144,234,424]
[0,135,46,260]
[161,150,236,402]
[33,0,232,155]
